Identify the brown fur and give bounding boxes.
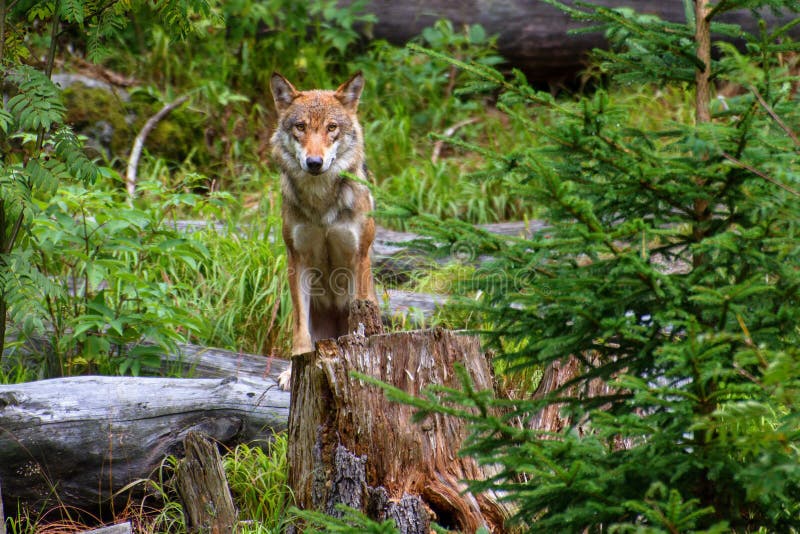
[270,72,378,367]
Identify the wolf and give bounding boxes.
[270,71,378,389]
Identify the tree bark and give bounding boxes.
[0,375,287,512]
[176,432,237,534]
[287,303,508,533]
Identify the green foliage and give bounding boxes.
[5,66,67,131]
[23,177,213,377]
[114,436,292,533]
[1,3,102,366]
[0,0,217,379]
[390,1,800,532]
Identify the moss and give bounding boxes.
[62,82,206,166]
[139,106,205,165]
[62,83,132,159]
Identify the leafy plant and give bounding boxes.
[1,4,101,362]
[26,176,214,376]
[1,0,215,376]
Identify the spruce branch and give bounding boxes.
[721,152,800,197]
[750,85,800,149]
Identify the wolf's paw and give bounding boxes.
[277,365,292,391]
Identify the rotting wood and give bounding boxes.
[176,432,237,534]
[288,300,509,533]
[527,355,636,450]
[347,298,385,337]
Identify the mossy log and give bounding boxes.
[287,301,508,533]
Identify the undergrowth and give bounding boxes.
[4,436,294,534]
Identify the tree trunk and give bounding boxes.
[287,302,508,533]
[342,0,800,83]
[176,432,237,534]
[0,375,287,513]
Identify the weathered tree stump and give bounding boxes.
[176,432,237,534]
[287,301,508,533]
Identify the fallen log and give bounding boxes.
[342,0,800,83]
[162,341,290,380]
[287,301,509,532]
[0,374,288,512]
[81,523,132,534]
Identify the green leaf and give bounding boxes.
[0,108,14,134]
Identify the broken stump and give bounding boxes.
[288,300,508,533]
[176,432,237,534]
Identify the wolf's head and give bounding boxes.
[270,72,365,177]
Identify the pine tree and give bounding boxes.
[391,1,800,531]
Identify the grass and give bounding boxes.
[224,436,293,533]
[179,195,293,357]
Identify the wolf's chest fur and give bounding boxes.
[281,172,358,227]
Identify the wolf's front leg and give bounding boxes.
[288,253,313,354]
[280,253,312,391]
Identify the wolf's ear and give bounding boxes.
[271,72,298,113]
[335,72,364,111]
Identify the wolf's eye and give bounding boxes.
[327,123,338,132]
[294,122,306,132]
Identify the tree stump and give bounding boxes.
[287,301,508,533]
[176,432,237,534]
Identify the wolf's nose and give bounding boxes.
[306,156,324,173]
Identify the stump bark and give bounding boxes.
[287,301,507,533]
[176,432,237,534]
